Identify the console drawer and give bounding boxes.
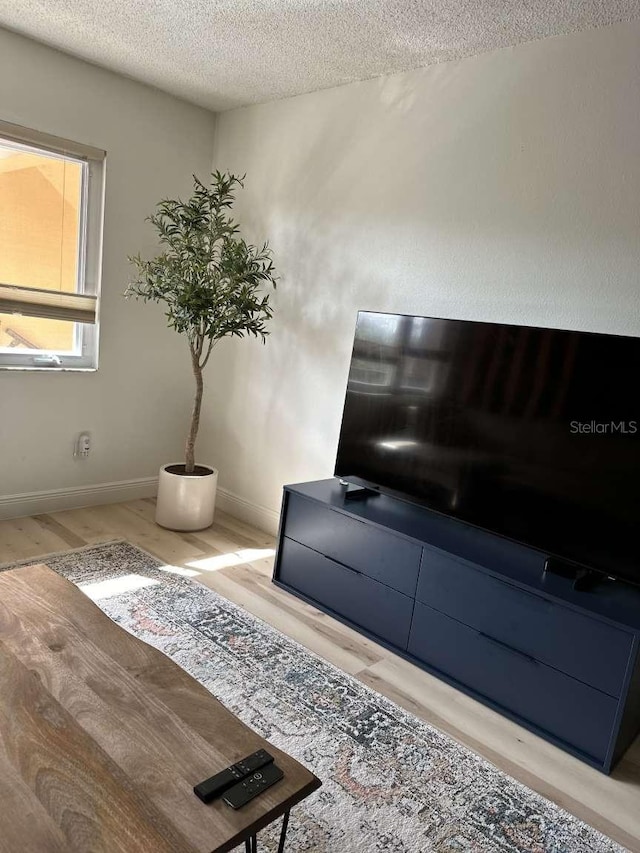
[277,536,414,649]
[284,493,421,596]
[408,602,618,762]
[416,547,632,697]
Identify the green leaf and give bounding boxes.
[125,171,278,352]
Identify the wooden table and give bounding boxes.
[0,564,321,853]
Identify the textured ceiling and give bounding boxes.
[1,0,639,111]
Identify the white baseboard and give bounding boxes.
[0,476,158,521]
[216,487,280,536]
[0,477,280,535]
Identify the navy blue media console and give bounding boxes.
[272,478,640,773]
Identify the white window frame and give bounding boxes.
[0,120,105,371]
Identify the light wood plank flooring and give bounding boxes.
[1,499,639,852]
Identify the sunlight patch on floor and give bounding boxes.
[158,564,200,578]
[79,573,159,601]
[186,548,275,573]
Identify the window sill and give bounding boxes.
[0,365,97,373]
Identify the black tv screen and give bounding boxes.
[334,312,640,586]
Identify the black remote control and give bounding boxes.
[193,749,274,803]
[222,763,284,809]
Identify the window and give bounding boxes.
[0,121,105,370]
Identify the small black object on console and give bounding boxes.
[543,556,608,592]
[340,480,381,501]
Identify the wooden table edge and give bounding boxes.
[215,776,322,853]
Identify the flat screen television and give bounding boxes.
[334,312,640,587]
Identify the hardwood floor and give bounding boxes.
[1,499,639,852]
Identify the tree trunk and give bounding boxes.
[185,349,203,474]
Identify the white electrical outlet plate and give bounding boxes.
[75,432,91,458]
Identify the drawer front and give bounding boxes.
[284,493,421,597]
[408,602,618,762]
[416,547,632,697]
[278,536,414,649]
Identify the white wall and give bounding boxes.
[0,29,216,506]
[208,20,640,529]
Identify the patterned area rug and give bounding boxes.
[1,541,625,853]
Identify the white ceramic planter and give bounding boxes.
[155,463,218,531]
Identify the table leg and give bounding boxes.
[277,810,290,853]
[243,810,289,852]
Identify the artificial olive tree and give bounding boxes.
[127,171,277,474]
